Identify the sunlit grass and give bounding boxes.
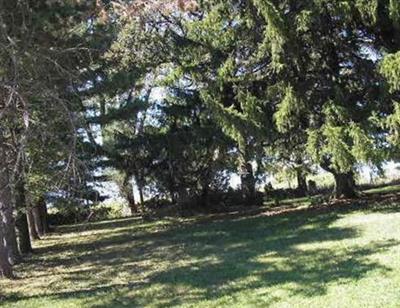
[1,202,400,307]
[264,184,400,209]
[363,184,400,195]
[264,195,315,208]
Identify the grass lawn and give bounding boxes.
[264,196,313,208]
[2,201,400,307]
[363,184,400,195]
[263,184,400,209]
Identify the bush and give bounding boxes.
[48,200,126,226]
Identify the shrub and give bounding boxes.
[48,200,126,226]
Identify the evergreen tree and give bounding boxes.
[0,0,102,278]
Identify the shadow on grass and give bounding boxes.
[3,207,400,307]
[53,217,143,235]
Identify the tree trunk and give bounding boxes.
[200,185,209,208]
[177,187,189,211]
[169,189,177,205]
[320,159,357,199]
[15,178,33,254]
[0,134,16,274]
[138,185,144,206]
[0,152,20,264]
[167,160,177,204]
[122,175,137,215]
[15,211,32,255]
[27,207,40,240]
[128,197,137,215]
[135,171,145,207]
[296,168,308,196]
[199,168,212,208]
[38,197,49,234]
[1,203,20,264]
[240,162,256,206]
[32,204,44,237]
[0,226,13,279]
[333,171,357,199]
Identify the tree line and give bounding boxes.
[0,0,399,279]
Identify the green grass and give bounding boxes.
[263,184,400,209]
[2,203,400,307]
[264,196,315,208]
[363,184,400,195]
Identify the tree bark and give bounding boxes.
[122,174,137,215]
[240,162,256,206]
[167,159,177,204]
[138,185,144,206]
[1,202,20,264]
[37,197,49,234]
[32,204,44,237]
[177,187,189,211]
[15,211,32,255]
[135,171,145,207]
[169,189,177,205]
[333,171,357,199]
[15,178,33,254]
[296,168,308,196]
[0,149,20,265]
[27,207,40,240]
[320,159,357,199]
[0,134,17,275]
[0,225,13,279]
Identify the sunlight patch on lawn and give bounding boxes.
[2,208,400,307]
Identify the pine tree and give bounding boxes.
[0,0,103,277]
[110,0,390,199]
